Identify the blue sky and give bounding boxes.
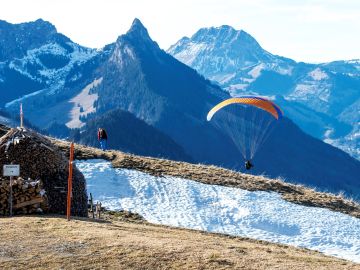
[1,0,359,63]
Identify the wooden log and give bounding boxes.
[13,197,44,209]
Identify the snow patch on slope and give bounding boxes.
[211,73,236,84]
[309,68,329,81]
[8,61,40,82]
[77,159,360,263]
[248,64,264,78]
[169,42,207,65]
[66,77,102,128]
[9,43,92,81]
[289,81,331,108]
[325,123,360,160]
[5,89,46,108]
[5,42,97,102]
[3,42,99,124]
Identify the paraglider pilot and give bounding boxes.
[245,160,253,170]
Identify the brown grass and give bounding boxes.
[51,139,360,219]
[0,215,358,270]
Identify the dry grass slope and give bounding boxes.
[0,216,358,270]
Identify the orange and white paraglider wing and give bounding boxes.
[207,96,283,121]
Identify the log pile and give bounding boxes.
[0,127,87,216]
[0,177,47,215]
[0,124,9,137]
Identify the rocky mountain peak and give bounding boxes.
[0,18,57,35]
[114,18,160,57]
[189,25,260,47]
[167,24,274,77]
[27,18,57,32]
[130,18,146,30]
[125,18,152,42]
[0,18,61,61]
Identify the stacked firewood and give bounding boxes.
[0,177,47,215]
[0,124,9,137]
[0,127,88,216]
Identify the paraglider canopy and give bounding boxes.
[207,96,283,121]
[207,96,283,163]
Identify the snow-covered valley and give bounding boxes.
[77,159,360,263]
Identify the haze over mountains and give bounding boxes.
[168,25,360,160]
[0,18,360,198]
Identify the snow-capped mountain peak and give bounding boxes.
[0,18,68,61]
[189,25,258,46]
[168,24,296,101]
[168,25,271,68]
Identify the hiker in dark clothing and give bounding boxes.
[98,128,108,151]
[245,160,253,170]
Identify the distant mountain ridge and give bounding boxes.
[0,18,97,108]
[1,19,360,199]
[168,25,360,160]
[0,19,60,60]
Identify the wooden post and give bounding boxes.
[66,142,74,221]
[89,193,95,219]
[95,202,102,219]
[3,163,19,216]
[9,176,13,216]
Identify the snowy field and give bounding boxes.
[76,159,360,263]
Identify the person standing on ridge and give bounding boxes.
[98,128,108,151]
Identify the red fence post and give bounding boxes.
[66,142,74,221]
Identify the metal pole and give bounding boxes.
[20,103,23,128]
[9,176,13,216]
